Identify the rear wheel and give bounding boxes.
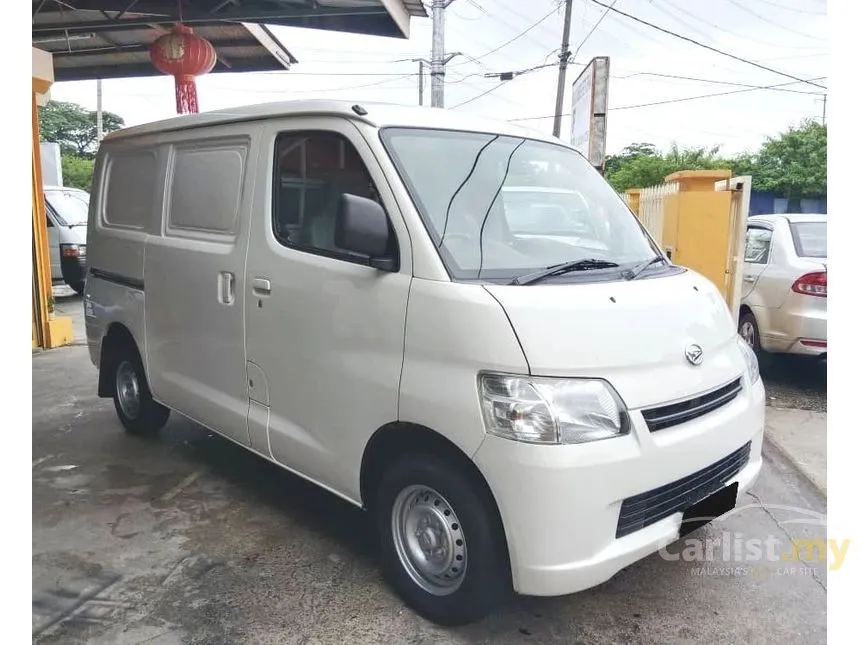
[69,281,85,296]
[375,453,510,626]
[111,347,169,436]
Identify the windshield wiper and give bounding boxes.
[623,255,666,280]
[510,258,620,285]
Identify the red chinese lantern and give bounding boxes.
[149,24,217,114]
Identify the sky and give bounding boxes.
[47,0,828,157]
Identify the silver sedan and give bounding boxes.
[738,213,826,363]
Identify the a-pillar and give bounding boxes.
[33,47,73,349]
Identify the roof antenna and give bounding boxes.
[351,104,368,116]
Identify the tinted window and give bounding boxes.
[105,151,157,230]
[791,221,826,258]
[272,132,392,260]
[169,141,247,235]
[744,227,773,264]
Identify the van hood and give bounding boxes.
[484,270,748,410]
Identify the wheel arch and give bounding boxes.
[97,322,143,398]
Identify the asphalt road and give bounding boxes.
[761,355,827,412]
[33,346,828,645]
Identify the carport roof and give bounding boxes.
[32,0,427,82]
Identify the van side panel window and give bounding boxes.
[272,131,387,259]
[104,151,157,230]
[168,141,248,236]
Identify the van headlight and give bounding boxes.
[479,373,630,444]
[737,335,760,385]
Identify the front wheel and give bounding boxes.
[375,454,510,626]
[112,348,169,436]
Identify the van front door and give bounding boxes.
[245,119,411,500]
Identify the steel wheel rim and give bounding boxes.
[391,484,467,596]
[740,320,756,348]
[116,360,141,420]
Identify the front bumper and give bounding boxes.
[473,377,765,597]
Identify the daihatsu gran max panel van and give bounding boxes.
[85,100,765,626]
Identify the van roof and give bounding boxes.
[102,99,556,144]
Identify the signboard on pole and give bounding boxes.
[569,56,610,172]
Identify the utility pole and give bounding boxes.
[418,60,425,106]
[430,0,460,107]
[96,78,104,142]
[552,0,575,138]
[820,95,827,125]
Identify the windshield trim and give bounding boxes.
[378,125,662,283]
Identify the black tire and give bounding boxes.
[111,346,169,436]
[374,453,510,626]
[738,310,772,373]
[69,281,85,296]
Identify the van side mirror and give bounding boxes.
[335,193,397,271]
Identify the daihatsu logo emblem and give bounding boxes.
[685,343,704,366]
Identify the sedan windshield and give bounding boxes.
[380,127,657,282]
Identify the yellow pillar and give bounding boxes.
[662,169,734,299]
[625,188,641,217]
[32,47,73,349]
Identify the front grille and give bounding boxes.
[642,377,743,432]
[615,441,751,539]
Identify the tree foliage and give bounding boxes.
[61,153,96,191]
[604,120,827,200]
[38,100,124,158]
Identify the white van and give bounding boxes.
[85,101,765,625]
[44,186,89,294]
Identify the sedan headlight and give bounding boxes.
[479,373,630,444]
[737,335,760,385]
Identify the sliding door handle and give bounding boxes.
[252,277,272,295]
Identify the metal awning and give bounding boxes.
[32,1,427,82]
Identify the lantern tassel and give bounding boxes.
[175,74,199,114]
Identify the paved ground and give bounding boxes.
[765,408,826,494]
[33,343,828,645]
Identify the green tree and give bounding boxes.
[754,119,827,204]
[38,100,124,158]
[61,153,96,190]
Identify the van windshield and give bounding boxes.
[46,189,90,227]
[380,127,658,282]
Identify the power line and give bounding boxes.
[571,0,617,62]
[724,0,825,41]
[450,82,505,108]
[465,5,560,64]
[746,0,825,15]
[507,76,827,121]
[618,71,826,95]
[656,0,825,50]
[588,0,827,89]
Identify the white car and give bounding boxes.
[85,100,765,626]
[44,186,89,294]
[739,213,827,362]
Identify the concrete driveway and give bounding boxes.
[33,343,828,645]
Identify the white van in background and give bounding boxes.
[44,186,89,294]
[85,100,765,626]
